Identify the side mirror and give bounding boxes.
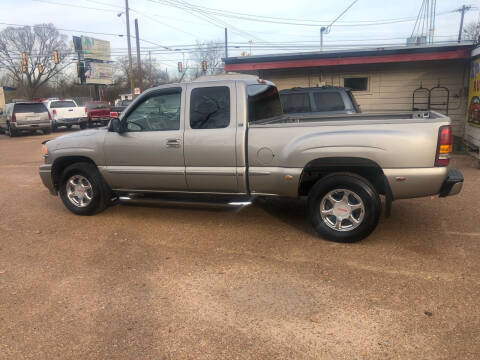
[109,117,125,134]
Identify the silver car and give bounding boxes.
[0,102,52,136]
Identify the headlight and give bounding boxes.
[41,144,48,158]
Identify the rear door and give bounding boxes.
[184,82,238,193]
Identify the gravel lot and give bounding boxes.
[0,130,479,359]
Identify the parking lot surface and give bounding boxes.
[0,130,479,359]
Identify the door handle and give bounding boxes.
[166,138,181,147]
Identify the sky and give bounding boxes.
[2,0,480,72]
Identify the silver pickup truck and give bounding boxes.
[39,75,463,243]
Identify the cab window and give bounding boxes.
[125,91,181,132]
[190,86,230,129]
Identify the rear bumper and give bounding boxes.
[439,168,464,197]
[39,164,57,195]
[12,122,51,130]
[54,117,87,125]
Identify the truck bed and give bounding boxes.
[255,111,445,125]
[247,111,451,199]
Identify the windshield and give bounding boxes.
[247,84,283,123]
[50,100,76,108]
[87,102,109,110]
[121,100,132,106]
[14,103,47,113]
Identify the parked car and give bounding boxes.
[279,86,360,116]
[109,99,132,119]
[85,101,110,128]
[0,101,51,136]
[39,75,463,243]
[43,99,88,131]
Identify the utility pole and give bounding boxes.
[224,28,228,58]
[457,5,472,43]
[319,0,358,51]
[149,50,152,87]
[125,0,135,97]
[134,18,142,91]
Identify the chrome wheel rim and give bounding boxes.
[66,175,93,208]
[320,189,365,232]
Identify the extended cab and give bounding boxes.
[43,99,87,130]
[39,75,463,243]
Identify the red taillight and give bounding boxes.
[52,109,57,115]
[11,113,16,122]
[435,125,452,167]
[110,111,118,118]
[48,111,51,120]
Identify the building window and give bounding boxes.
[344,77,369,91]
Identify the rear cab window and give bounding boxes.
[248,84,283,123]
[87,102,109,110]
[50,101,76,108]
[13,103,48,114]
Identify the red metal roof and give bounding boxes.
[224,46,471,72]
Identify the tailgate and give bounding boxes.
[55,107,84,119]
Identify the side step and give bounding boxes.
[116,192,253,209]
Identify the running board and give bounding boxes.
[117,193,253,209]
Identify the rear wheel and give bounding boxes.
[59,162,111,215]
[51,122,57,132]
[87,119,93,128]
[7,123,17,137]
[66,124,72,129]
[308,174,381,243]
[79,122,87,130]
[42,129,51,135]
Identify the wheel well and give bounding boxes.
[51,156,97,190]
[298,157,387,196]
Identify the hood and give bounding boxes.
[48,128,107,151]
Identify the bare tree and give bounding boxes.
[0,24,69,98]
[115,56,171,88]
[190,40,225,79]
[463,20,480,43]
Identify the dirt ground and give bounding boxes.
[0,130,479,360]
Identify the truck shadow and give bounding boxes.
[254,197,316,236]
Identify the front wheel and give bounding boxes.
[308,174,381,243]
[59,162,111,215]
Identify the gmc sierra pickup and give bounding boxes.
[39,75,463,243]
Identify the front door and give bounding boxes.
[184,82,238,193]
[103,87,187,191]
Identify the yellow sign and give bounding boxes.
[468,58,480,127]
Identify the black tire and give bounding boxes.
[7,123,17,137]
[87,119,93,128]
[79,122,87,130]
[0,127,5,135]
[51,122,57,132]
[308,174,381,243]
[43,129,52,135]
[59,162,111,215]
